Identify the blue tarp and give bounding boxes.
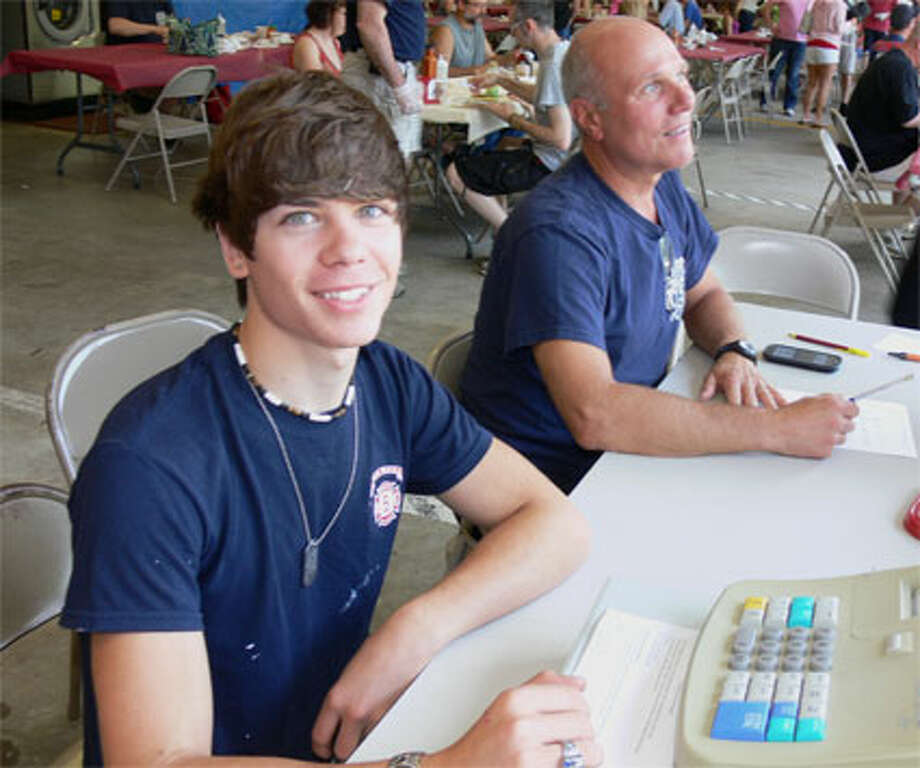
[171,1,306,91]
[172,1,306,34]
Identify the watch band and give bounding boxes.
[387,752,425,768]
[714,339,758,365]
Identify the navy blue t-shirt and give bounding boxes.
[341,0,426,62]
[62,332,491,764]
[461,154,716,493]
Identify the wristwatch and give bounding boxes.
[387,752,425,768]
[714,339,758,365]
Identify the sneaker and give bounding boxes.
[784,107,795,117]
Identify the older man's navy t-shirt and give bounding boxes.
[461,153,716,493]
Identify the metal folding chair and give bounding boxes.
[47,309,230,483]
[105,66,218,204]
[810,129,914,292]
[712,226,861,318]
[0,483,77,719]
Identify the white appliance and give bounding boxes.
[2,0,101,105]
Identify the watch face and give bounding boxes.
[737,340,757,357]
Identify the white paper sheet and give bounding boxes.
[573,609,698,768]
[781,388,918,458]
[874,332,920,357]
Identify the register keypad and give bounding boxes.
[710,595,839,742]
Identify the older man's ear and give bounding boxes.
[570,98,604,142]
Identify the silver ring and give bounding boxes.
[561,740,585,768]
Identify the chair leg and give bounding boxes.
[105,130,144,192]
[809,179,835,233]
[67,632,81,721]
[695,154,708,208]
[157,132,177,204]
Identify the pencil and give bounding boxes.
[788,333,870,357]
[849,373,914,401]
[888,351,920,363]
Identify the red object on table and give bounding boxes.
[904,493,920,540]
[1,42,292,93]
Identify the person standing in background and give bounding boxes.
[761,0,812,116]
[102,0,173,44]
[800,0,846,124]
[340,0,427,156]
[864,0,895,53]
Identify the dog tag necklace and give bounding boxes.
[234,338,359,588]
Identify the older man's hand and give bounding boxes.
[699,353,786,408]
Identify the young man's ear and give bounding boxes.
[216,225,251,280]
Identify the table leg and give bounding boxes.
[413,124,491,259]
[56,74,137,186]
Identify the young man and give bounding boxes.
[61,71,597,768]
[460,18,858,494]
[445,0,574,231]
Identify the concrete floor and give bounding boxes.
[0,105,904,765]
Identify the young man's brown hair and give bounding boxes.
[192,70,408,306]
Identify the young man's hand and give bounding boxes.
[425,671,602,768]
[311,602,433,760]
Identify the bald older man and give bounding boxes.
[460,18,859,494]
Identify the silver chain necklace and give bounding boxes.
[235,340,360,588]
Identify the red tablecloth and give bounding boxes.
[720,30,773,46]
[1,42,292,93]
[680,40,765,61]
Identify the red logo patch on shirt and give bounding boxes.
[370,464,404,527]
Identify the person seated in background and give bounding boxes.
[101,1,174,113]
[102,0,172,44]
[460,17,859,494]
[61,70,597,767]
[430,0,499,75]
[684,0,705,30]
[891,234,920,329]
[445,0,574,232]
[658,0,687,34]
[292,0,346,75]
[842,17,920,207]
[883,2,918,42]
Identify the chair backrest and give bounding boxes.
[47,309,230,483]
[1,484,71,649]
[829,107,882,200]
[818,127,862,202]
[712,226,861,318]
[155,65,218,109]
[426,329,474,397]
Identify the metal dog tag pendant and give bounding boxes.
[302,542,319,587]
